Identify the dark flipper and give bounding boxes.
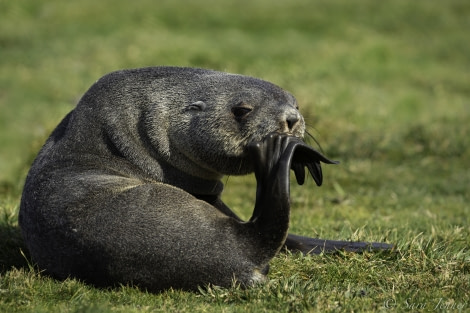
[246,133,297,250]
[247,134,335,225]
[288,138,339,186]
[285,233,394,254]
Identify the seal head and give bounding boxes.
[67,67,305,187]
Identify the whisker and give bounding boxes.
[306,131,325,153]
[304,122,326,153]
[237,158,245,174]
[224,175,231,186]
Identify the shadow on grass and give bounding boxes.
[0,222,30,274]
[0,178,32,273]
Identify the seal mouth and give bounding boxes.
[242,129,304,156]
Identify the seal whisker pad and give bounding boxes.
[19,66,392,292]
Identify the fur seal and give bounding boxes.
[19,66,392,291]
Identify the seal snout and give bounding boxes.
[286,112,300,130]
[279,109,304,136]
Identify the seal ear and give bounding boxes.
[186,101,207,111]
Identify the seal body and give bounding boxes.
[19,67,308,291]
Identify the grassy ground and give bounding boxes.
[1,0,469,312]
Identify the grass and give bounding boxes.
[1,0,469,312]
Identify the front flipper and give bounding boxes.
[247,133,336,225]
[285,234,394,254]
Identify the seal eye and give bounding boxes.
[231,104,253,120]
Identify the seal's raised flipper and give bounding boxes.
[246,133,296,251]
[247,133,333,226]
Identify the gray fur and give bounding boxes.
[19,66,305,291]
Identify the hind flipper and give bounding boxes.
[285,233,394,254]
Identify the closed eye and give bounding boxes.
[231,103,253,120]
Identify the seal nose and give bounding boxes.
[286,112,300,131]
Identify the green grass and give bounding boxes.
[1,0,469,312]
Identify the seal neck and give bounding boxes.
[160,164,224,196]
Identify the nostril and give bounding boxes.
[286,113,300,130]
